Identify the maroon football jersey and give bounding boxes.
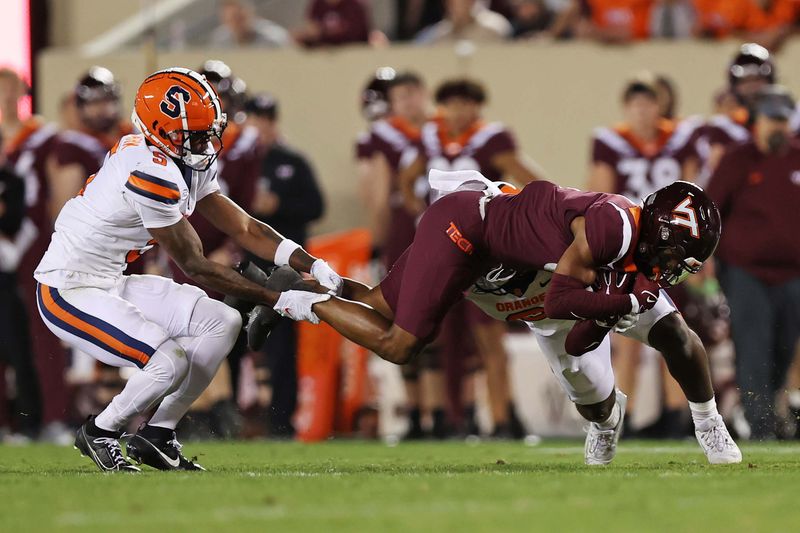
[420,118,516,182]
[364,116,425,267]
[698,114,751,150]
[483,181,640,273]
[49,129,113,178]
[592,117,702,202]
[354,130,374,160]
[6,118,59,232]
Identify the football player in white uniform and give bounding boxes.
[34,68,339,472]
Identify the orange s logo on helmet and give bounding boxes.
[160,85,191,119]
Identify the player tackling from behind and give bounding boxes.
[274,172,742,465]
[34,68,343,472]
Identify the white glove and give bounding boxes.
[274,290,331,324]
[311,259,343,295]
[613,313,639,333]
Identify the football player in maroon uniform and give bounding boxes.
[271,175,741,464]
[355,67,396,255]
[588,75,701,202]
[46,67,132,221]
[0,68,67,442]
[697,43,775,177]
[398,78,541,214]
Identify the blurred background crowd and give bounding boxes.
[1,0,800,446]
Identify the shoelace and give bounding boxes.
[587,427,615,455]
[167,437,183,453]
[699,424,732,452]
[93,437,129,467]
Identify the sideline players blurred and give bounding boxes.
[47,67,131,221]
[355,69,450,438]
[399,78,540,437]
[0,68,67,442]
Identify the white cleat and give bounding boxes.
[695,414,742,464]
[585,389,628,466]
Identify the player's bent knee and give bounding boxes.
[219,302,244,337]
[377,326,423,365]
[148,339,190,387]
[649,312,701,359]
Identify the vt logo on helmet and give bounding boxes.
[635,181,721,286]
[131,67,227,171]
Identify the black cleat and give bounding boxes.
[74,416,141,472]
[126,425,206,471]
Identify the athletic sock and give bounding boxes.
[139,423,174,440]
[408,408,422,432]
[431,408,448,439]
[88,417,120,438]
[597,402,621,430]
[689,397,719,427]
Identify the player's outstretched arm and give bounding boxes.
[196,192,342,294]
[148,217,282,306]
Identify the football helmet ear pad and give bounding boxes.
[131,67,227,171]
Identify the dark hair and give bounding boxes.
[622,79,658,103]
[654,74,678,119]
[434,78,487,104]
[388,71,424,91]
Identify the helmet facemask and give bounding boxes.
[167,122,225,172]
[638,225,704,287]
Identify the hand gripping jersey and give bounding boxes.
[35,134,220,289]
[591,118,702,202]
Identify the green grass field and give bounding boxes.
[2,439,799,532]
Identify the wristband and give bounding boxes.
[274,239,300,267]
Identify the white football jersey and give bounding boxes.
[35,134,219,289]
[466,268,570,336]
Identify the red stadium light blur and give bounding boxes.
[0,0,31,120]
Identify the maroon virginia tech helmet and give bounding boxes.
[361,67,396,122]
[635,181,721,286]
[729,43,775,88]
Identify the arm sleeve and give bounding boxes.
[544,273,633,320]
[272,155,325,223]
[591,134,620,166]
